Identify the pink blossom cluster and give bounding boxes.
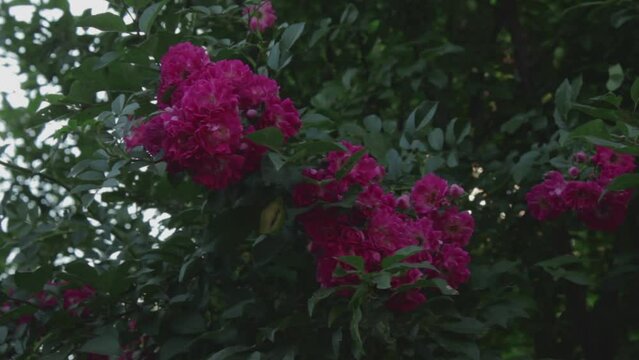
[243,1,277,32]
[526,146,636,231]
[1,282,95,323]
[2,283,154,359]
[1,282,95,349]
[293,142,474,312]
[127,42,301,190]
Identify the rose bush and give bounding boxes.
[1,0,639,359]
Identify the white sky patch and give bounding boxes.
[0,0,111,109]
[1,1,176,270]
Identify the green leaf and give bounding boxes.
[308,287,337,317]
[381,245,424,269]
[571,119,610,139]
[385,148,402,179]
[445,118,458,145]
[631,78,639,106]
[607,174,639,191]
[291,140,344,159]
[371,272,392,289]
[0,326,7,343]
[440,317,486,335]
[415,101,439,132]
[124,0,152,9]
[427,128,444,151]
[424,155,445,173]
[331,328,343,357]
[447,151,459,168]
[77,171,105,181]
[280,22,305,51]
[221,299,255,319]
[14,266,53,292]
[555,79,572,119]
[350,307,364,359]
[606,63,624,91]
[537,255,581,269]
[363,115,382,133]
[171,312,207,334]
[208,346,249,360]
[267,43,281,70]
[159,337,191,360]
[591,93,622,108]
[335,148,366,180]
[511,150,540,183]
[111,94,126,114]
[93,52,120,70]
[572,103,621,122]
[65,261,100,285]
[139,1,168,33]
[76,13,127,32]
[246,127,284,150]
[78,333,120,356]
[267,152,286,171]
[338,255,365,272]
[561,271,592,285]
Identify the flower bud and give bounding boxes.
[447,184,465,198]
[573,151,588,163]
[568,166,580,178]
[396,194,410,209]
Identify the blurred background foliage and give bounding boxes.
[1,0,639,359]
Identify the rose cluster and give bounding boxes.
[1,282,95,323]
[293,142,474,312]
[2,283,154,359]
[127,42,301,190]
[526,146,636,231]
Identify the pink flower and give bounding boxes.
[292,182,322,207]
[63,285,95,318]
[447,184,465,199]
[365,209,415,255]
[129,43,301,191]
[562,181,602,210]
[294,144,475,311]
[411,174,449,215]
[525,171,567,221]
[568,166,580,178]
[408,217,442,251]
[208,60,253,87]
[437,208,474,246]
[190,154,245,190]
[178,78,238,119]
[194,113,243,156]
[162,115,199,166]
[158,42,210,107]
[592,146,636,184]
[436,244,471,288]
[260,98,301,139]
[238,74,279,109]
[243,1,277,32]
[578,190,632,231]
[350,156,385,186]
[395,194,411,209]
[356,184,397,215]
[125,113,168,155]
[573,151,589,163]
